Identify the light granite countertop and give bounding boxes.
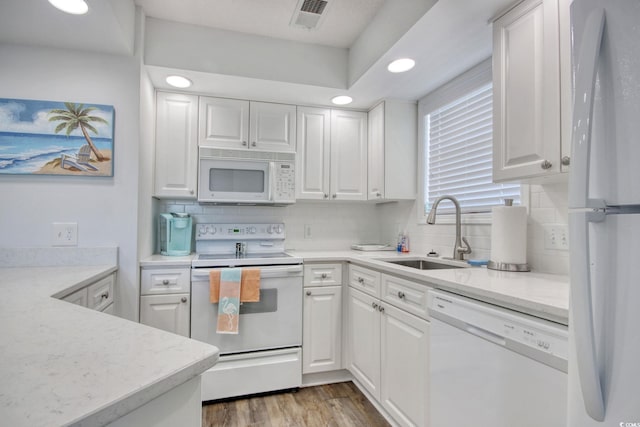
[289,250,570,325]
[0,264,219,427]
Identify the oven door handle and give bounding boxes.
[191,265,303,280]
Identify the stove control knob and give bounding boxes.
[267,225,274,234]
[199,226,207,235]
[250,227,257,234]
[210,227,216,235]
[275,225,283,234]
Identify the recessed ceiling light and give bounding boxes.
[48,0,89,15]
[387,58,416,73]
[166,75,192,88]
[331,95,353,105]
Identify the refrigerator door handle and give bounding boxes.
[568,7,606,210]
[570,211,606,421]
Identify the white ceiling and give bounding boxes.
[134,0,386,49]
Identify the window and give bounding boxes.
[418,59,520,220]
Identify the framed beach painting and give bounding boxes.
[0,98,114,176]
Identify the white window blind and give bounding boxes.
[424,82,520,215]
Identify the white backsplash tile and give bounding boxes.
[159,181,570,275]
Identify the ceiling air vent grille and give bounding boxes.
[290,0,330,30]
[300,0,328,15]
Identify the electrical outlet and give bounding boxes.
[304,224,313,239]
[543,224,569,251]
[52,222,78,246]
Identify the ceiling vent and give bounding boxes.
[290,0,330,30]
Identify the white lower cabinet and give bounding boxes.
[303,286,342,373]
[347,264,430,427]
[61,272,116,314]
[140,267,191,337]
[139,294,190,337]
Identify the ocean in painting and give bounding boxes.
[0,132,112,174]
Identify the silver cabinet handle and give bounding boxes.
[101,292,109,300]
[189,189,194,195]
[376,192,381,197]
[181,297,187,303]
[357,277,364,284]
[378,305,385,313]
[541,160,553,170]
[251,141,257,147]
[332,194,337,199]
[372,302,378,309]
[323,193,329,199]
[561,156,571,166]
[242,141,247,146]
[397,291,405,299]
[306,291,312,296]
[320,273,328,279]
[162,279,170,285]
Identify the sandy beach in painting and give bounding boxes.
[35,150,112,175]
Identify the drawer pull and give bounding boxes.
[397,291,406,299]
[306,291,312,296]
[372,302,378,309]
[101,291,109,300]
[378,305,385,313]
[181,297,188,303]
[162,279,170,285]
[320,273,328,279]
[357,277,364,284]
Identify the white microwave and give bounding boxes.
[198,147,296,205]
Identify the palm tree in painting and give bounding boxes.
[48,102,109,161]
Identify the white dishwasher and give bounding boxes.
[428,289,568,427]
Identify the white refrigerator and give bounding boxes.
[568,0,640,425]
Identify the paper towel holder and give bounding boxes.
[488,198,530,272]
[487,260,530,272]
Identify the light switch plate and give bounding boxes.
[52,222,78,246]
[543,224,569,251]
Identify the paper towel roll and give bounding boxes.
[490,205,527,265]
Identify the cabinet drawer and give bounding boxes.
[141,268,190,295]
[62,287,88,307]
[349,265,381,297]
[304,263,343,287]
[381,274,431,320]
[87,273,115,312]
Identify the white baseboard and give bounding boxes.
[301,369,352,387]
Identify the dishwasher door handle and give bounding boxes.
[465,324,507,347]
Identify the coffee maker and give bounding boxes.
[159,213,192,256]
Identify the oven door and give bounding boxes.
[198,157,271,203]
[190,265,303,354]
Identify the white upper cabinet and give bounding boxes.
[297,107,367,201]
[367,101,417,201]
[330,110,368,201]
[493,0,571,181]
[199,97,296,152]
[154,92,198,199]
[249,101,297,152]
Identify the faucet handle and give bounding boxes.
[458,237,472,255]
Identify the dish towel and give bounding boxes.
[209,269,261,303]
[216,268,241,334]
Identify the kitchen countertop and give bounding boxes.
[0,265,219,427]
[289,250,570,325]
[139,250,569,324]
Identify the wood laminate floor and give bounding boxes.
[202,381,391,427]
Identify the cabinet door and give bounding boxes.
[380,303,429,427]
[62,287,88,307]
[199,97,250,149]
[368,102,385,200]
[303,286,342,374]
[493,0,561,181]
[154,92,198,198]
[250,102,296,152]
[330,110,367,200]
[140,294,190,337]
[347,287,381,399]
[296,107,331,200]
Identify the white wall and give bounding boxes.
[0,44,141,320]
[156,200,381,251]
[376,182,570,275]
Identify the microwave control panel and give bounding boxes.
[273,162,295,203]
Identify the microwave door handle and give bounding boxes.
[268,162,275,202]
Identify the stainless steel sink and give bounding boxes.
[383,259,464,270]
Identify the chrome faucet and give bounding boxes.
[426,195,472,261]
